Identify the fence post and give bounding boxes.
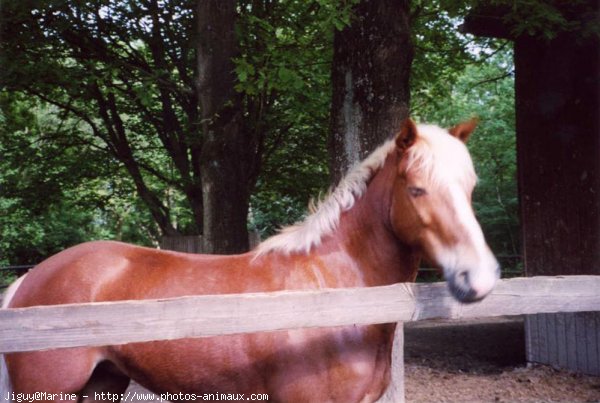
[160,236,204,253]
[377,322,405,403]
[160,232,261,254]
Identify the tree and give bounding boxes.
[327,0,521,267]
[0,0,525,266]
[0,0,267,253]
[329,0,413,183]
[1,0,200,236]
[0,0,359,254]
[237,0,353,235]
[0,92,158,265]
[197,0,257,253]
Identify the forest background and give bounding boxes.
[4,0,571,275]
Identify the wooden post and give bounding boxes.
[160,232,260,254]
[377,322,405,403]
[160,236,203,253]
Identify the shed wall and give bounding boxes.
[515,27,600,376]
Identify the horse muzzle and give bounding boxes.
[446,264,500,303]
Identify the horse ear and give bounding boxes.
[449,118,478,143]
[395,118,417,152]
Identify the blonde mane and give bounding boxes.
[254,124,476,257]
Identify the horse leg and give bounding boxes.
[78,361,130,403]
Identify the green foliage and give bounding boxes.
[410,1,502,117]
[0,0,351,260]
[236,0,348,235]
[1,0,201,238]
[0,0,522,269]
[0,92,158,264]
[0,271,17,288]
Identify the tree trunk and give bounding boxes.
[197,0,251,254]
[329,0,413,184]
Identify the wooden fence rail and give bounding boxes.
[1,276,599,354]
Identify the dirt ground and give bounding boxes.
[127,317,600,402]
[403,317,600,402]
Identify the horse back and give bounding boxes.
[7,240,262,308]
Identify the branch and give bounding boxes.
[136,160,182,189]
[466,40,512,65]
[414,38,477,55]
[466,70,514,92]
[25,89,114,152]
[262,122,294,167]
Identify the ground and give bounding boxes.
[126,317,600,402]
[404,317,600,402]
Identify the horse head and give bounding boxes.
[389,118,500,302]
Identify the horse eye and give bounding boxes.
[408,186,427,197]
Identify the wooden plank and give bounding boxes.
[377,323,404,403]
[575,313,588,373]
[160,233,261,253]
[524,315,537,363]
[523,311,600,376]
[160,236,203,253]
[585,312,599,375]
[556,313,568,369]
[565,313,577,370]
[545,314,554,365]
[597,313,600,376]
[1,276,600,354]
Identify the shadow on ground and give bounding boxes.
[404,316,526,374]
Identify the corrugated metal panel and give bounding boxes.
[525,312,600,376]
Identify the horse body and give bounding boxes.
[2,119,498,402]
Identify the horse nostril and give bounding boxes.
[457,270,469,286]
[447,269,480,303]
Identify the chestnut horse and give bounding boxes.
[1,119,499,402]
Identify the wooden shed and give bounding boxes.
[463,2,600,375]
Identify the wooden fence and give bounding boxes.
[526,311,600,375]
[1,275,599,402]
[160,233,261,254]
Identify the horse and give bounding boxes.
[1,118,499,402]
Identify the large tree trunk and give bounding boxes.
[329,0,413,184]
[197,0,251,254]
[328,6,413,400]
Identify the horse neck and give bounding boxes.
[323,151,420,286]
